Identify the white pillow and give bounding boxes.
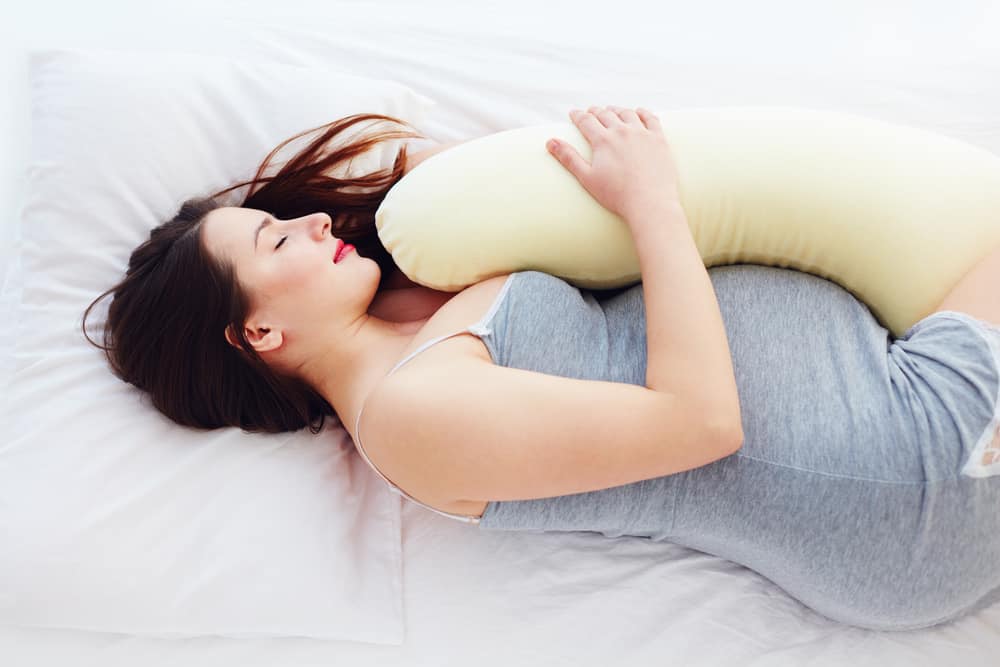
[1,47,436,644]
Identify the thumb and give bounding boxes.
[546,138,589,180]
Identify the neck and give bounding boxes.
[305,313,417,430]
[301,267,457,432]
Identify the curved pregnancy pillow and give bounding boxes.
[374,107,1000,337]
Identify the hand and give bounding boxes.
[546,105,681,222]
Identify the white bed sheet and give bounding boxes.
[3,1,1000,665]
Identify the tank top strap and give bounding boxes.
[353,325,486,521]
[351,273,518,525]
[381,271,516,380]
[384,324,487,379]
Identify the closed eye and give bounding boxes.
[275,235,288,250]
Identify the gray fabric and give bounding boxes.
[476,266,1000,630]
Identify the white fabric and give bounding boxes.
[2,46,435,644]
[3,0,1000,664]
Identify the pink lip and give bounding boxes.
[334,242,354,263]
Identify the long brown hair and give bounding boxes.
[81,113,425,434]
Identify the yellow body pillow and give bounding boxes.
[374,107,1000,337]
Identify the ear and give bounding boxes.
[224,320,284,354]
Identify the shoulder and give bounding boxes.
[386,272,521,374]
[437,272,520,319]
[456,270,564,302]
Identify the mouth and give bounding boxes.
[333,240,354,264]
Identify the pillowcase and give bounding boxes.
[0,47,436,644]
[375,106,1000,337]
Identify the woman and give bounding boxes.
[83,106,1000,631]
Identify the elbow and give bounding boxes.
[401,140,463,176]
[727,424,745,454]
[712,415,744,457]
[722,399,745,454]
[692,397,744,457]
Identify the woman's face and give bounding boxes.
[201,206,375,350]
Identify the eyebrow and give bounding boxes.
[253,215,271,252]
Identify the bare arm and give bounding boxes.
[627,200,742,425]
[401,140,465,176]
[547,106,743,439]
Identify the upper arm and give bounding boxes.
[361,360,743,505]
[935,242,1000,327]
[401,140,465,176]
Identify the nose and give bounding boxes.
[307,212,332,241]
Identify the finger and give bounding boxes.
[587,105,623,128]
[546,137,591,180]
[569,108,606,146]
[635,107,662,133]
[607,105,642,126]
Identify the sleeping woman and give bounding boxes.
[82,105,1000,631]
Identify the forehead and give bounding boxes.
[202,206,265,263]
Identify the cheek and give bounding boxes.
[261,245,336,300]
[283,249,328,285]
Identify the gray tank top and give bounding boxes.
[357,266,1000,628]
[354,267,1000,533]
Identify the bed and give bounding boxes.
[3,1,1000,665]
